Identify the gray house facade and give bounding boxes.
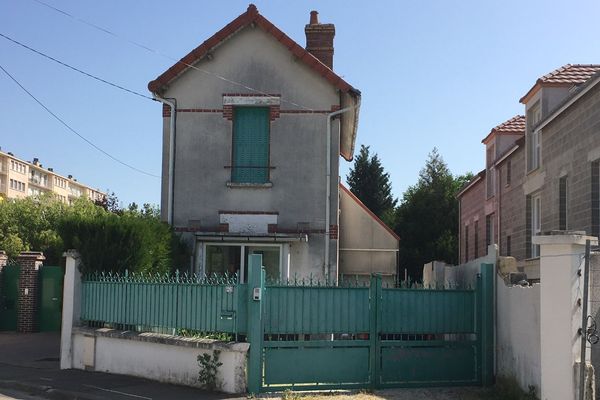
[147,6,397,282]
[459,64,600,279]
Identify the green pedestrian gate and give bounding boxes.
[39,266,64,332]
[0,263,20,331]
[246,256,494,393]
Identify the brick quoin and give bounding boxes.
[16,251,45,333]
[329,224,338,240]
[223,105,233,121]
[162,103,171,118]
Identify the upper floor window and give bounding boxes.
[231,107,270,184]
[10,160,26,174]
[559,176,568,230]
[531,193,541,257]
[527,102,542,172]
[486,146,495,198]
[9,178,25,192]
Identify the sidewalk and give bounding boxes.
[0,332,243,400]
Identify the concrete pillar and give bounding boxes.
[60,250,82,370]
[0,251,7,290]
[534,233,598,400]
[16,251,45,333]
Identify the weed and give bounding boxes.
[197,350,223,390]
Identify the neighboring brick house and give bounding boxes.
[458,116,525,263]
[458,65,600,277]
[147,5,399,282]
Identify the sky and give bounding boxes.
[1,0,599,207]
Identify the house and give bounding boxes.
[147,5,399,283]
[0,149,105,203]
[458,64,600,278]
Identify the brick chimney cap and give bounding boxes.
[310,10,319,25]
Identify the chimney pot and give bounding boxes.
[310,10,319,25]
[68,174,73,179]
[33,158,39,166]
[48,168,53,172]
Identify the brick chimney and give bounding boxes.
[304,10,335,70]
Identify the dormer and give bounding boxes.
[481,115,525,198]
[520,64,600,172]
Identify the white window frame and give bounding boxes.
[527,102,542,172]
[531,193,542,258]
[202,242,284,282]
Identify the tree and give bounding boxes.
[394,148,472,280]
[347,145,397,224]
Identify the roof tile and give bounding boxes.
[481,115,525,144]
[520,64,600,103]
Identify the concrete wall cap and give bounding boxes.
[62,249,81,259]
[17,251,45,260]
[532,234,598,246]
[73,327,250,353]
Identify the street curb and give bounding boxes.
[0,379,104,400]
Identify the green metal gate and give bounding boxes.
[0,263,20,331]
[39,266,64,332]
[246,256,494,393]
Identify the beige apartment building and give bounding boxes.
[0,149,105,203]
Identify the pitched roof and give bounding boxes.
[481,115,525,144]
[147,4,361,161]
[456,169,486,199]
[147,4,359,96]
[520,64,600,104]
[339,184,400,241]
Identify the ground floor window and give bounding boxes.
[204,243,282,282]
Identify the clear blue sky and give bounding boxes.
[1,0,599,206]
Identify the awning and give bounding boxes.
[194,232,308,243]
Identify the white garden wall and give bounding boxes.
[70,327,248,394]
[496,275,541,393]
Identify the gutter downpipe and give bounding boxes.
[153,94,177,225]
[325,102,359,282]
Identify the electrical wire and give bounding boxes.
[0,63,160,179]
[0,32,153,101]
[30,0,315,111]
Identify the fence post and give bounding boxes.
[533,233,598,400]
[60,250,81,370]
[247,254,264,394]
[369,274,382,388]
[480,263,494,386]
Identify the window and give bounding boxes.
[486,146,495,198]
[559,176,568,230]
[506,235,512,256]
[527,102,542,172]
[54,177,67,188]
[531,193,541,257]
[9,179,25,192]
[486,214,494,247]
[231,107,270,184]
[204,243,281,282]
[474,220,479,259]
[10,160,26,174]
[506,160,511,186]
[464,225,469,262]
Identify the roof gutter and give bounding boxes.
[152,94,177,225]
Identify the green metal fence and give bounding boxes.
[81,272,246,335]
[79,260,494,392]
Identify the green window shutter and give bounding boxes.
[232,107,270,183]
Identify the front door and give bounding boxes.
[39,266,64,332]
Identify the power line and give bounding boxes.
[0,63,160,179]
[0,32,153,101]
[30,0,314,111]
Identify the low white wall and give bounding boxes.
[70,328,248,394]
[496,274,541,394]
